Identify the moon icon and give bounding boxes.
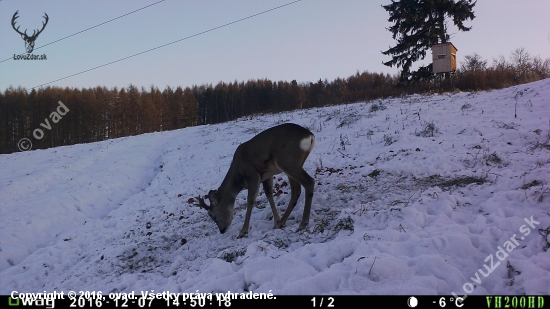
[407,296,418,307]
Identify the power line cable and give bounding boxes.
[26,0,302,91]
[1,0,166,64]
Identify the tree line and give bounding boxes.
[1,47,549,154]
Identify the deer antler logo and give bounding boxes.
[12,10,49,54]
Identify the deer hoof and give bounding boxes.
[238,230,248,238]
[297,222,308,231]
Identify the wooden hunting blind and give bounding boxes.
[432,43,457,74]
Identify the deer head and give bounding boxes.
[12,11,49,54]
[196,190,234,234]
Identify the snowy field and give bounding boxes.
[1,79,549,296]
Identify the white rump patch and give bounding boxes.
[300,136,315,151]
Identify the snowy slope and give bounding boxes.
[1,79,549,295]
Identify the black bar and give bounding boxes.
[2,295,546,308]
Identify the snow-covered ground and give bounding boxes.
[1,79,549,295]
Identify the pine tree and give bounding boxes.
[382,0,476,83]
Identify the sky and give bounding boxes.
[0,0,549,92]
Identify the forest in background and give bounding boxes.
[1,47,549,154]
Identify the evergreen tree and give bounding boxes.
[382,0,476,83]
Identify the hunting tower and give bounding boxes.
[432,43,457,74]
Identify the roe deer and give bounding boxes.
[197,123,315,237]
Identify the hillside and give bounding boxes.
[1,79,549,295]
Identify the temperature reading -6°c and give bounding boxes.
[311,297,335,307]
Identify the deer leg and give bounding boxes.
[277,177,301,228]
[278,167,314,231]
[297,170,315,231]
[240,178,260,237]
[262,177,281,227]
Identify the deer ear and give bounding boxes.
[208,190,219,205]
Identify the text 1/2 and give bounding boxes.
[311,297,335,307]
